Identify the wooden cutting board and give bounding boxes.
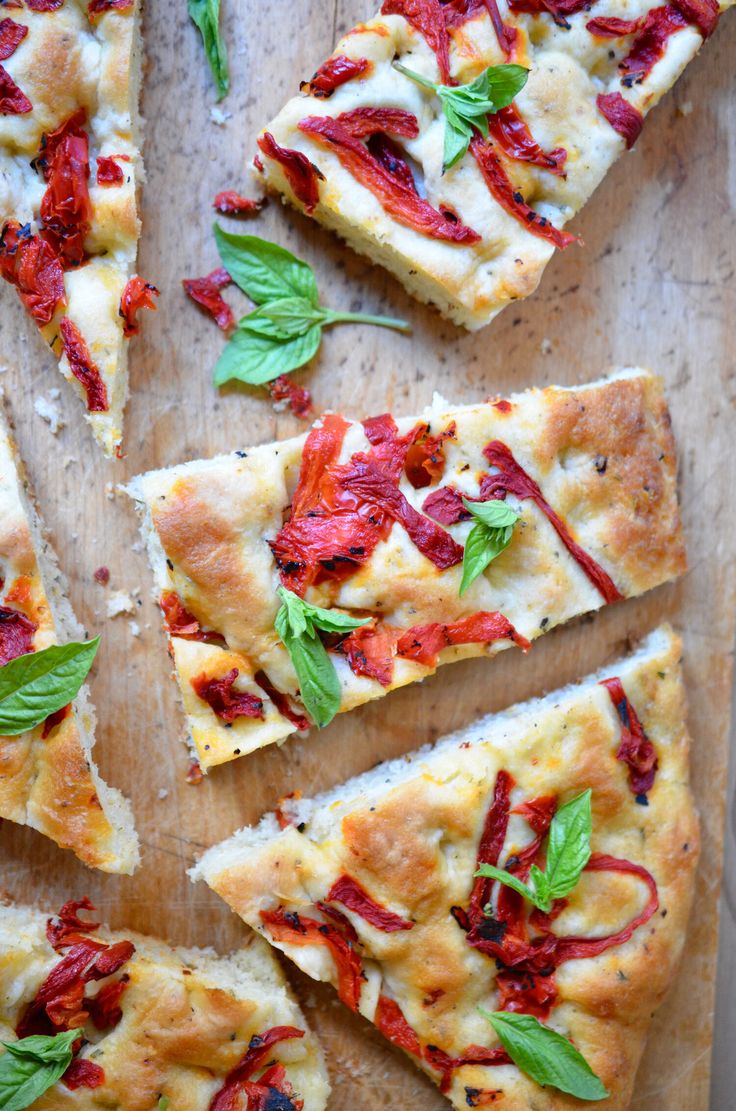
[1,4,734,1108]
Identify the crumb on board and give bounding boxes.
[157,788,169,800]
[106,590,135,618]
[541,337,553,355]
[129,620,141,637]
[209,106,232,126]
[93,566,110,585]
[34,395,64,435]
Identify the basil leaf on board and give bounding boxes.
[459,498,520,596]
[213,325,323,387]
[157,1099,170,1111]
[274,589,370,728]
[188,0,229,101]
[394,62,529,170]
[214,226,320,306]
[544,789,592,901]
[480,1010,608,1101]
[0,1029,78,1111]
[0,639,100,737]
[475,788,593,913]
[239,298,325,340]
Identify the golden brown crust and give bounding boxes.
[0,902,330,1111]
[195,626,699,1111]
[0,2,144,455]
[0,407,138,872]
[130,369,686,769]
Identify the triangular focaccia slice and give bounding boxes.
[0,1,152,456]
[0,899,330,1110]
[128,369,686,771]
[0,407,138,871]
[193,625,699,1110]
[257,0,732,329]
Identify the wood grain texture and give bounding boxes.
[0,3,734,1108]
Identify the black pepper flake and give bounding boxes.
[635,793,649,806]
[594,454,608,474]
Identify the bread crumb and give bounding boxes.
[209,106,232,126]
[129,620,141,637]
[34,395,64,435]
[157,788,169,800]
[104,482,115,501]
[679,100,693,116]
[541,337,553,355]
[106,590,135,618]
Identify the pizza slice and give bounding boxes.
[192,624,698,1109]
[0,897,330,1110]
[127,368,685,772]
[0,0,154,456]
[0,403,138,871]
[256,0,732,329]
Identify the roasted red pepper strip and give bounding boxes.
[596,92,644,149]
[589,6,690,86]
[327,874,414,932]
[495,967,558,1018]
[63,1059,105,1090]
[424,1044,511,1094]
[191,668,265,723]
[0,605,36,665]
[209,1026,305,1111]
[58,318,109,412]
[39,110,92,269]
[299,115,480,244]
[511,794,557,833]
[381,0,451,83]
[404,421,455,488]
[254,671,310,731]
[508,0,594,27]
[483,0,518,53]
[366,133,418,192]
[260,907,364,1010]
[397,612,530,668]
[673,0,719,36]
[268,375,313,419]
[95,155,124,186]
[0,17,27,60]
[339,620,397,686]
[468,770,515,926]
[0,66,31,114]
[182,266,235,334]
[159,590,227,647]
[375,995,421,1056]
[335,106,419,140]
[26,1,64,9]
[41,703,70,739]
[482,439,623,603]
[120,275,159,336]
[0,222,66,325]
[213,190,263,216]
[422,485,471,526]
[86,977,129,1031]
[600,676,658,798]
[47,898,99,952]
[257,131,322,214]
[470,136,579,250]
[302,54,371,97]
[488,105,567,176]
[291,413,350,517]
[88,0,135,14]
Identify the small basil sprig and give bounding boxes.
[394,62,529,171]
[274,587,369,728]
[157,1099,170,1111]
[188,0,229,100]
[459,498,520,596]
[476,789,592,913]
[212,226,410,388]
[0,638,100,737]
[480,1009,608,1100]
[0,1029,79,1111]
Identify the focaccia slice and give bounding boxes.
[127,368,686,771]
[0,405,138,871]
[193,625,698,1110]
[0,898,330,1110]
[0,0,151,456]
[257,0,732,329]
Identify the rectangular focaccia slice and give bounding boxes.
[0,0,152,455]
[192,625,699,1111]
[0,405,138,872]
[0,898,330,1111]
[257,0,732,329]
[128,368,686,771]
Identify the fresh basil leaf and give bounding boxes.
[480,1010,608,1101]
[0,639,99,737]
[0,1029,78,1111]
[464,499,520,530]
[279,624,342,729]
[157,1099,170,1111]
[214,226,319,305]
[475,863,540,906]
[276,588,370,637]
[544,789,592,902]
[213,324,322,387]
[394,62,529,171]
[239,297,324,340]
[188,0,229,101]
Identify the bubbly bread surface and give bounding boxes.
[0,0,146,454]
[258,0,732,328]
[128,369,686,769]
[194,625,699,1110]
[0,900,330,1110]
[0,405,138,871]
